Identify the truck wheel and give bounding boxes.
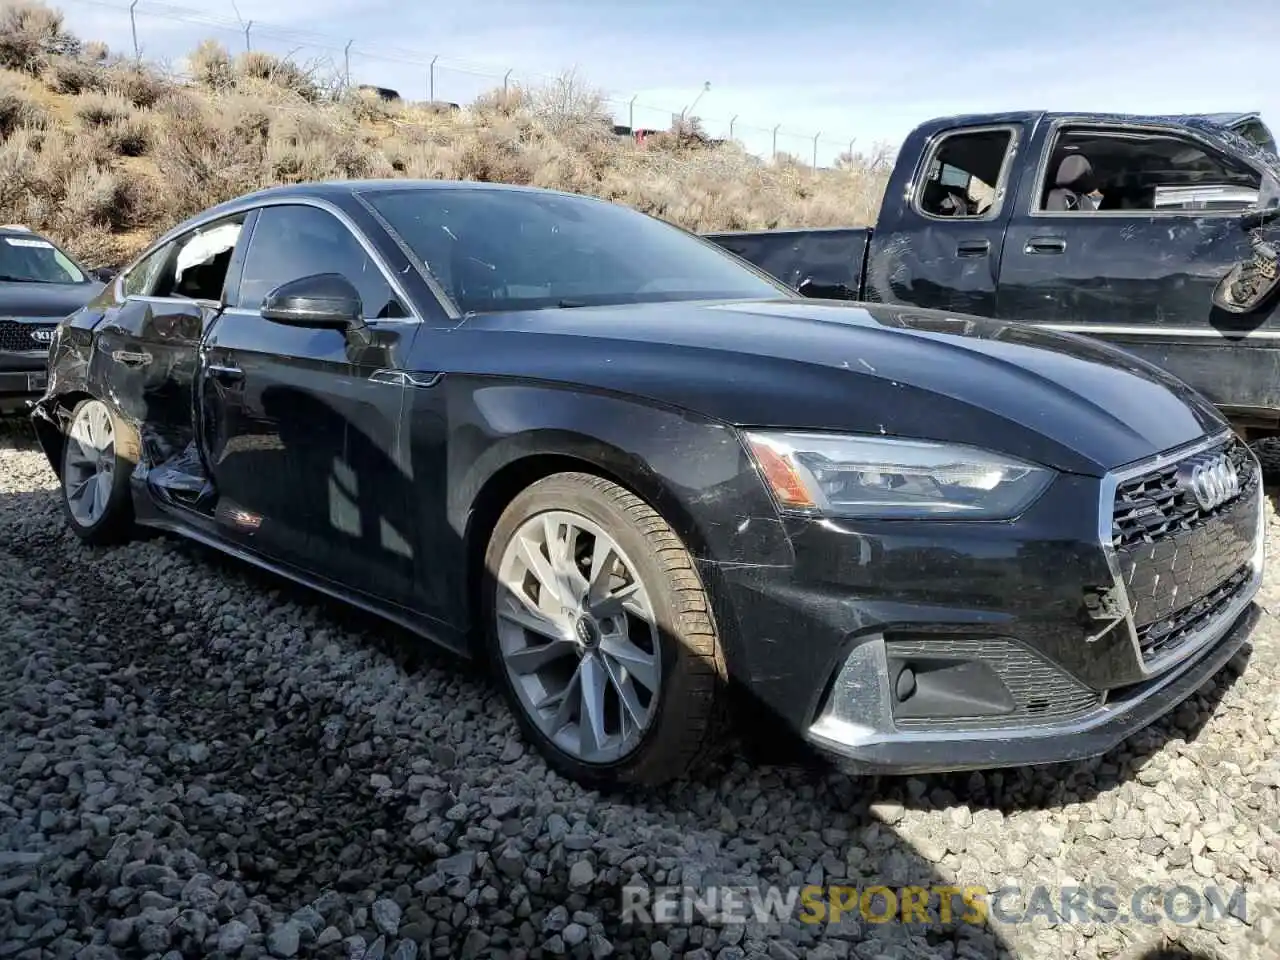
[60,398,136,545]
[482,472,727,786]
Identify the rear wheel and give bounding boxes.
[60,398,135,545]
[482,472,726,786]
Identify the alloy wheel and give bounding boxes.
[63,400,116,528]
[495,510,662,765]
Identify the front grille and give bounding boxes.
[0,319,55,353]
[886,636,1102,730]
[1111,436,1259,666]
[1135,563,1251,661]
[1112,436,1257,549]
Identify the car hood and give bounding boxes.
[0,280,103,318]
[460,298,1227,476]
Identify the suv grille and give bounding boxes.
[0,319,55,353]
[1111,436,1258,666]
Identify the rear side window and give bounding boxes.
[233,204,406,319]
[916,128,1016,219]
[1038,127,1262,213]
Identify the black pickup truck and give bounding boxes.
[706,110,1280,443]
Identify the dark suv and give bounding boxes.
[0,226,108,413]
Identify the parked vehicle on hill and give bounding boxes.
[0,225,112,414]
[706,110,1280,445]
[32,179,1262,786]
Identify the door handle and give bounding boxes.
[206,363,244,382]
[1026,237,1067,255]
[110,349,152,367]
[956,239,990,257]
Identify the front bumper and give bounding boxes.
[0,354,47,413]
[808,599,1257,775]
[709,431,1263,775]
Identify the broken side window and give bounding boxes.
[917,127,1016,219]
[1039,127,1262,213]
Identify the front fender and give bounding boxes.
[448,380,795,569]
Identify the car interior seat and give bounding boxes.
[1044,154,1097,211]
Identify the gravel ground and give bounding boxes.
[1,419,1277,960]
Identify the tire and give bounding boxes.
[482,472,727,786]
[60,397,136,545]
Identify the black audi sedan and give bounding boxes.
[0,225,109,413]
[30,180,1263,786]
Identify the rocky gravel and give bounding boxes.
[1,420,1278,960]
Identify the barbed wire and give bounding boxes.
[54,0,873,165]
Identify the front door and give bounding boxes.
[199,202,422,610]
[997,119,1280,413]
[90,216,248,506]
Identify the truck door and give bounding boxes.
[863,122,1023,317]
[996,118,1280,417]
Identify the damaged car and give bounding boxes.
[706,110,1280,449]
[31,180,1264,786]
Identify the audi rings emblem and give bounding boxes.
[1176,453,1240,512]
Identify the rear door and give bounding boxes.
[863,123,1023,316]
[90,215,248,504]
[996,119,1279,412]
[198,201,422,609]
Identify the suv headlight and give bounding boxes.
[743,430,1055,520]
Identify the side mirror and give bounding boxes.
[797,276,857,301]
[91,266,118,283]
[261,273,365,331]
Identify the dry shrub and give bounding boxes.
[526,69,611,135]
[0,0,77,74]
[188,39,232,90]
[0,71,46,136]
[102,113,150,156]
[234,51,319,103]
[73,89,132,128]
[41,53,96,93]
[0,123,152,236]
[470,86,527,119]
[106,63,168,107]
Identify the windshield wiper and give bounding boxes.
[557,299,590,308]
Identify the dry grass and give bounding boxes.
[0,1,894,268]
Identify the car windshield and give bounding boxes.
[0,233,87,283]
[362,187,789,314]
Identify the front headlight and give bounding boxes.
[743,430,1055,520]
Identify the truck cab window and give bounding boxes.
[1038,127,1262,213]
[917,128,1014,219]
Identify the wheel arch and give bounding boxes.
[31,390,95,480]
[461,442,718,653]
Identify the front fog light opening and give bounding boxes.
[885,653,1018,722]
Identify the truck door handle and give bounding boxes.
[956,239,990,257]
[206,363,243,382]
[1026,237,1067,255]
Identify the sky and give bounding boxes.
[54,0,1278,167]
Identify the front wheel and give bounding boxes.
[482,472,726,786]
[60,397,136,545]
